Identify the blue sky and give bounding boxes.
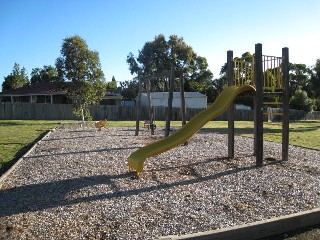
[1,0,319,91]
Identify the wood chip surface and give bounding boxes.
[0,126,319,239]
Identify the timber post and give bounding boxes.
[165,66,175,137]
[227,50,234,159]
[254,43,264,166]
[282,47,289,161]
[135,76,142,136]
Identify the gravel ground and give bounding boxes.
[0,125,319,240]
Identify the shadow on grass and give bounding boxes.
[0,157,282,217]
[0,121,26,126]
[201,127,253,135]
[0,121,59,127]
[201,125,319,135]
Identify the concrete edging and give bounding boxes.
[158,208,320,240]
[0,129,54,188]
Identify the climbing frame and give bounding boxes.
[227,43,289,166]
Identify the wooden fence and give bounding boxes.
[0,102,319,121]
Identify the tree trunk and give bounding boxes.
[80,107,85,128]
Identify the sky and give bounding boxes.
[1,0,320,91]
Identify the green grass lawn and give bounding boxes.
[110,120,320,150]
[1,120,319,175]
[0,120,61,175]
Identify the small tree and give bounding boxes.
[314,98,320,111]
[2,63,29,91]
[119,79,139,101]
[55,35,106,121]
[106,76,117,91]
[311,59,320,98]
[290,87,314,112]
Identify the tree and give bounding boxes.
[106,76,117,91]
[119,79,139,101]
[2,63,29,91]
[311,59,320,98]
[30,65,59,84]
[55,35,106,121]
[126,34,213,94]
[289,63,312,98]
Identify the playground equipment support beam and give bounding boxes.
[282,47,289,161]
[146,78,155,135]
[165,66,175,137]
[254,43,263,166]
[135,77,142,136]
[179,73,188,145]
[227,50,234,159]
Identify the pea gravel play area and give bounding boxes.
[0,125,319,239]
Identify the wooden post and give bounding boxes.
[135,77,142,136]
[179,72,188,145]
[146,78,155,135]
[282,47,289,161]
[227,50,234,159]
[165,66,174,137]
[254,43,264,166]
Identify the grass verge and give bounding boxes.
[0,120,61,175]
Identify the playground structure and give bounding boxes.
[128,43,289,175]
[227,43,289,166]
[135,67,187,137]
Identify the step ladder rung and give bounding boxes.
[263,112,283,116]
[263,102,283,105]
[263,92,283,95]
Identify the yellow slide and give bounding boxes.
[128,85,256,174]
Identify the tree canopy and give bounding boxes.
[2,63,29,91]
[55,35,106,120]
[126,34,213,94]
[30,65,59,85]
[106,76,117,91]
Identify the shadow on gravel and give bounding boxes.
[41,135,97,141]
[23,146,138,159]
[0,159,282,217]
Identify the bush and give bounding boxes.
[290,88,314,112]
[314,98,320,111]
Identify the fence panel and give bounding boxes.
[0,103,319,121]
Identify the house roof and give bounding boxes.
[0,82,68,96]
[141,92,206,99]
[0,82,122,99]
